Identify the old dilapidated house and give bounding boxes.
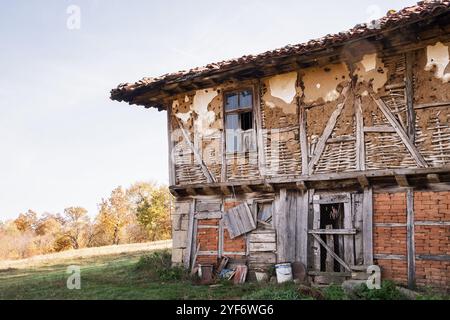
[111,1,450,289]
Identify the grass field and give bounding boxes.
[0,247,448,300]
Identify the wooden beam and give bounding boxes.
[395,174,410,187]
[414,101,450,109]
[405,51,416,143]
[308,86,350,173]
[371,95,428,168]
[167,104,176,186]
[311,233,352,272]
[174,117,216,183]
[363,126,396,133]
[355,97,366,171]
[357,175,370,188]
[406,188,416,289]
[308,229,357,235]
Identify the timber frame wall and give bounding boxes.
[165,13,450,289]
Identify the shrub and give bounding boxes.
[352,280,408,300]
[135,250,186,281]
[322,284,348,300]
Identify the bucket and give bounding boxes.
[275,263,293,283]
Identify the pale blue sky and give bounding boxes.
[0,0,418,220]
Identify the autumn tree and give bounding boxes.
[95,187,131,245]
[128,182,172,241]
[59,207,90,249]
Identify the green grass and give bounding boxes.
[0,250,448,300]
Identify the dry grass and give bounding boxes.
[0,240,172,270]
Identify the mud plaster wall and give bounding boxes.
[413,42,450,167]
[261,72,300,129]
[354,53,388,96]
[414,41,450,104]
[260,72,302,175]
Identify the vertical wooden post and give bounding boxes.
[325,225,335,272]
[184,199,196,269]
[167,102,176,186]
[362,187,373,265]
[405,51,416,144]
[355,97,366,171]
[406,188,416,289]
[254,80,266,177]
[298,98,309,175]
[296,190,310,266]
[312,194,321,271]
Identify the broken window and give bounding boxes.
[224,89,256,153]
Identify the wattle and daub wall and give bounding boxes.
[169,41,450,289]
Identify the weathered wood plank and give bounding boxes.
[223,203,256,239]
[363,126,397,133]
[325,225,334,272]
[308,229,357,235]
[308,86,350,173]
[299,102,309,175]
[249,242,277,252]
[405,51,416,143]
[167,104,176,186]
[254,81,267,177]
[363,188,373,265]
[406,188,416,289]
[312,194,350,204]
[353,193,364,265]
[312,195,321,271]
[371,95,428,168]
[395,174,410,187]
[249,232,276,243]
[296,191,309,266]
[343,201,355,266]
[183,200,195,269]
[355,97,366,171]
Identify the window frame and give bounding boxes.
[223,87,256,154]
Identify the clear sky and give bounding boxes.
[0,0,419,220]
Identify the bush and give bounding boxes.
[243,283,313,300]
[352,280,408,300]
[135,250,186,281]
[322,284,348,300]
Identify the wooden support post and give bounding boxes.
[405,51,416,143]
[312,194,321,271]
[363,188,373,265]
[355,97,366,171]
[167,103,176,186]
[296,190,309,266]
[406,188,416,289]
[299,100,309,175]
[184,200,196,269]
[254,81,267,177]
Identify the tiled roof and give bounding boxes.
[111,1,450,107]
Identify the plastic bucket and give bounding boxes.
[275,263,293,283]
[255,272,269,282]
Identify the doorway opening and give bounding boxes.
[319,203,344,272]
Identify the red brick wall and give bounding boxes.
[373,192,408,285]
[414,191,450,289]
[194,202,246,266]
[373,191,450,289]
